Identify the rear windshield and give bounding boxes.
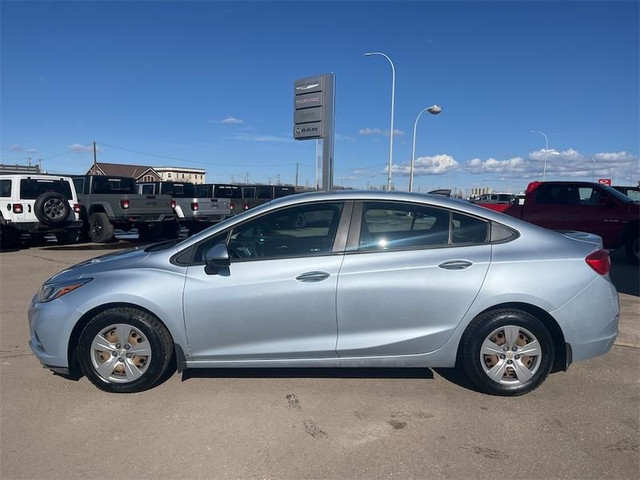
[213,185,242,198]
[194,185,212,197]
[20,179,73,200]
[274,186,296,198]
[92,177,136,194]
[160,183,196,197]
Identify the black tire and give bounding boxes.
[89,212,115,243]
[625,235,639,264]
[55,229,79,245]
[461,308,554,396]
[34,192,71,227]
[0,225,20,250]
[139,223,162,242]
[162,219,180,239]
[77,307,174,393]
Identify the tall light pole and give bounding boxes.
[531,130,549,181]
[410,105,442,192]
[591,156,597,181]
[365,52,396,191]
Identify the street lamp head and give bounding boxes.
[427,105,443,115]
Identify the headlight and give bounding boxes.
[37,278,92,303]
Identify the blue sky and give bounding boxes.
[2,0,638,194]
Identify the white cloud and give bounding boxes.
[392,154,459,176]
[220,116,243,124]
[9,144,37,153]
[359,128,405,137]
[229,134,291,143]
[464,149,639,180]
[69,144,100,153]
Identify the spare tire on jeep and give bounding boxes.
[34,192,71,227]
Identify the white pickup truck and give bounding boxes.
[137,181,232,235]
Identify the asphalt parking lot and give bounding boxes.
[1,241,638,479]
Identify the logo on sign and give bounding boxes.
[598,178,612,186]
[295,126,319,134]
[295,97,320,106]
[296,83,320,91]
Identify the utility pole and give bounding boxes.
[295,164,299,187]
[27,157,32,166]
[93,141,97,169]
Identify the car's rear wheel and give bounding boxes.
[461,309,554,396]
[0,224,20,250]
[139,223,162,242]
[88,212,115,243]
[626,235,639,264]
[77,307,173,393]
[55,229,79,245]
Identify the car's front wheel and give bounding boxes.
[77,307,173,393]
[461,309,554,396]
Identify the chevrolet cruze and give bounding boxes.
[29,191,619,395]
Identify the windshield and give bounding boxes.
[600,185,635,204]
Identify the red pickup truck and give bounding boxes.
[476,181,640,263]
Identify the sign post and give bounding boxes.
[294,74,335,191]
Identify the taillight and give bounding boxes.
[191,202,199,211]
[120,199,130,209]
[244,203,249,211]
[73,204,81,213]
[586,249,611,276]
[13,204,23,214]
[170,200,176,209]
[230,202,235,211]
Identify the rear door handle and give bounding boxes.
[438,260,473,270]
[295,271,330,282]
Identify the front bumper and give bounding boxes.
[28,293,82,372]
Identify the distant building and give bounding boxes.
[0,164,42,174]
[86,163,206,184]
[470,187,492,198]
[87,162,162,182]
[153,167,206,184]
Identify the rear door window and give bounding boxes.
[358,202,489,251]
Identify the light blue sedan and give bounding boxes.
[29,191,619,395]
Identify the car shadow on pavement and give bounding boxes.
[181,367,434,382]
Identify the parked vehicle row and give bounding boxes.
[1,173,300,249]
[136,181,232,236]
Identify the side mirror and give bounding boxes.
[204,243,230,275]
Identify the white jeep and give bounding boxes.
[0,174,82,249]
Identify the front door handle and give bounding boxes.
[295,271,330,282]
[438,260,473,270]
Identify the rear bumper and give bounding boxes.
[116,214,176,225]
[552,276,619,363]
[11,220,82,233]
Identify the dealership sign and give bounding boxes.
[598,178,612,186]
[293,74,334,140]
